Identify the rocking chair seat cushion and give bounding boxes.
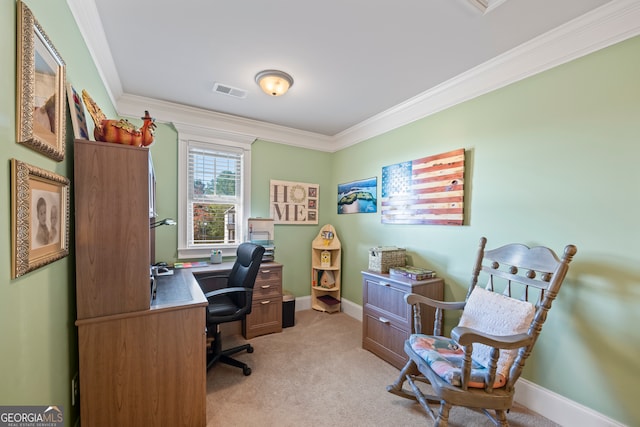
[409,334,507,388]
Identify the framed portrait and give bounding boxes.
[11,159,70,278]
[67,83,90,140]
[16,1,67,161]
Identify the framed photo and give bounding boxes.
[337,177,378,214]
[67,83,90,140]
[11,159,70,278]
[16,1,66,161]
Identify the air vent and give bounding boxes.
[212,82,247,99]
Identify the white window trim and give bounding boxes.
[175,123,255,259]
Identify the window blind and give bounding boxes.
[187,144,242,245]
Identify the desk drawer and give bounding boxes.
[257,266,282,282]
[254,279,281,299]
[244,297,282,339]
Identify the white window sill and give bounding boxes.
[177,245,239,260]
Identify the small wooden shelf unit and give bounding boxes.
[311,224,341,313]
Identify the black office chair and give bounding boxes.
[203,242,265,376]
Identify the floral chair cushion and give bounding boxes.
[409,334,507,388]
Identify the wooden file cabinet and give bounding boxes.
[362,270,443,369]
[243,263,283,339]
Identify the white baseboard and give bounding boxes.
[294,295,311,311]
[294,296,362,321]
[341,297,363,321]
[514,379,624,427]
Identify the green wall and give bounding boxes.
[2,0,639,425]
[0,1,115,425]
[330,36,640,425]
[250,142,333,297]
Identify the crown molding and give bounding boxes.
[172,122,256,148]
[117,93,333,151]
[66,0,123,107]
[69,0,640,153]
[333,0,640,151]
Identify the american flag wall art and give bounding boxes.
[380,148,465,225]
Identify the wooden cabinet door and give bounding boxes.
[78,307,206,427]
[75,140,151,319]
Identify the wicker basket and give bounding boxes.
[368,246,406,273]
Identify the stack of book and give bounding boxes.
[389,266,436,280]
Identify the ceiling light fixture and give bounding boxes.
[255,70,294,96]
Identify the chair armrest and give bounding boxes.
[204,286,253,302]
[405,293,466,335]
[405,293,465,311]
[451,326,532,350]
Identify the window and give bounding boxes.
[177,127,253,259]
[189,145,241,244]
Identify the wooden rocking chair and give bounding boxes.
[387,237,577,426]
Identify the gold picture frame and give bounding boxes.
[16,1,66,161]
[11,159,70,278]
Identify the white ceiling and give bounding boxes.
[68,0,639,150]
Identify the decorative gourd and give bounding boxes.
[82,89,156,147]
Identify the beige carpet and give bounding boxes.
[206,310,558,427]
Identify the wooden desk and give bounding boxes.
[76,269,207,427]
[189,262,284,339]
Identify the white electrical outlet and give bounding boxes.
[71,372,79,406]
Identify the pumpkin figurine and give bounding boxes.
[82,89,156,147]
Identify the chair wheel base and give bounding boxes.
[207,343,254,375]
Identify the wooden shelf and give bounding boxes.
[311,224,341,313]
[312,285,340,292]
